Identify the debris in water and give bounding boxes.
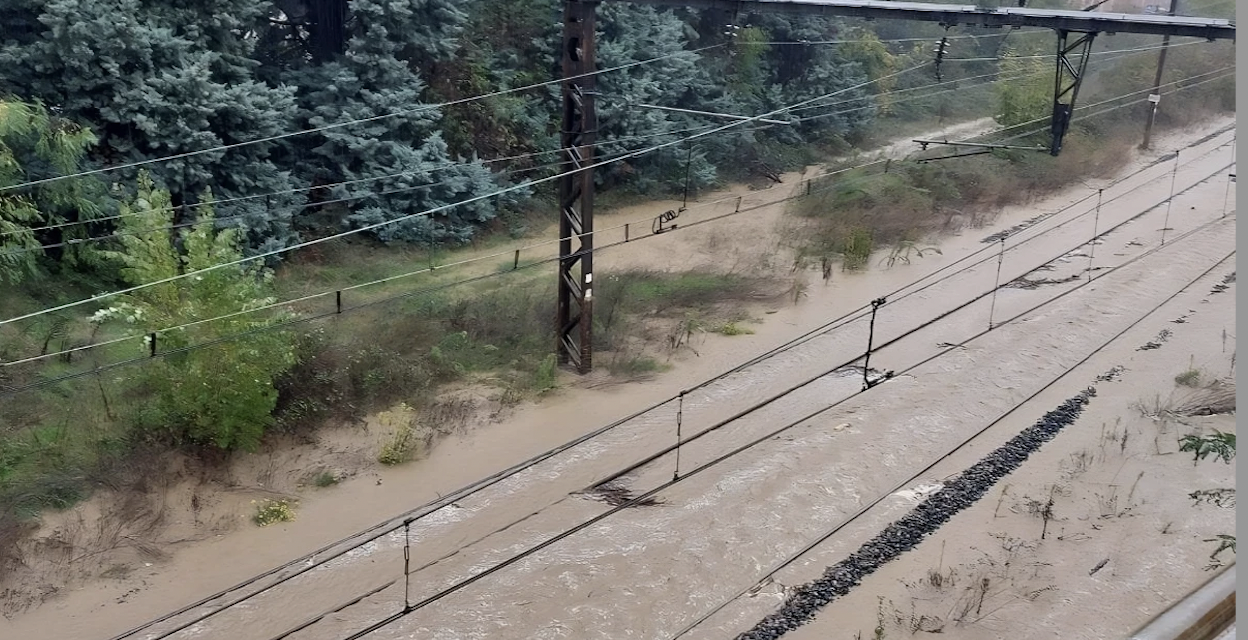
[580,481,663,507]
[1136,328,1173,351]
[1005,273,1082,289]
[1095,366,1125,382]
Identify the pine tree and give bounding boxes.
[0,0,302,254]
[261,0,515,246]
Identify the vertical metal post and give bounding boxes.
[1141,0,1177,150]
[988,237,1006,330]
[681,143,694,211]
[673,392,684,481]
[1161,150,1179,246]
[403,519,412,612]
[556,0,599,374]
[1088,188,1102,282]
[1222,140,1235,218]
[862,297,886,391]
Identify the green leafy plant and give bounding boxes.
[96,174,297,452]
[1178,430,1236,465]
[312,471,339,488]
[252,499,296,526]
[716,322,754,336]
[532,353,558,393]
[377,403,422,466]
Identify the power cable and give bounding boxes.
[668,244,1237,640]
[5,38,1211,253]
[0,64,928,329]
[5,33,1054,242]
[331,204,1235,640]
[103,131,1233,640]
[171,150,1242,640]
[7,125,1232,391]
[0,161,895,370]
[957,65,1235,145]
[1,31,1044,197]
[4,69,1003,256]
[0,44,732,195]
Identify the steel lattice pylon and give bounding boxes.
[556,0,599,373]
[1049,29,1097,156]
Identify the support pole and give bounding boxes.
[988,237,1006,329]
[1141,0,1177,150]
[1161,150,1179,246]
[402,519,412,612]
[1049,29,1097,156]
[556,0,599,374]
[1088,188,1102,282]
[1222,139,1235,218]
[673,392,685,481]
[862,297,886,391]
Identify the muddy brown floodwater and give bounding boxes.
[1,117,1234,640]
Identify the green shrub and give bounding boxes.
[252,499,296,526]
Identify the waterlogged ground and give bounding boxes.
[0,117,1235,640]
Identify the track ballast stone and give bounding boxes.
[735,388,1097,640]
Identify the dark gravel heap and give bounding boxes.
[735,387,1097,640]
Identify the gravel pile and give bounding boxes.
[735,387,1097,640]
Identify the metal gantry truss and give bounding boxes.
[1049,29,1096,156]
[556,0,600,373]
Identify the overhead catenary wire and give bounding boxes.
[4,37,1212,254]
[103,129,1233,640]
[15,50,1212,259]
[2,70,1001,255]
[7,114,1233,386]
[9,68,1228,343]
[2,32,1067,241]
[0,161,892,370]
[958,64,1235,145]
[0,63,928,329]
[560,158,1234,495]
[331,207,1235,640]
[6,123,1233,383]
[0,31,1043,198]
[0,44,738,195]
[667,244,1237,640]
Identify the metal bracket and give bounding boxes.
[1050,29,1097,156]
[556,0,600,374]
[914,139,1048,152]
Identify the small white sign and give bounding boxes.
[1148,93,1161,103]
[1144,4,1159,13]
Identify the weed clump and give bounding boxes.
[252,499,296,527]
[1175,368,1202,387]
[377,403,425,466]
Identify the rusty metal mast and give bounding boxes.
[556,0,600,373]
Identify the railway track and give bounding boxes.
[117,129,1235,640]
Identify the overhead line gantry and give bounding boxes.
[555,0,1234,372]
